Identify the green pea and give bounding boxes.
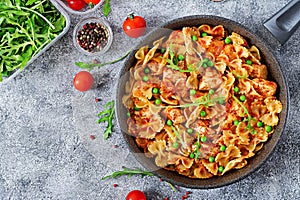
[143,75,149,82]
[192,35,198,41]
[144,67,150,74]
[187,128,193,134]
[190,152,195,159]
[134,106,140,111]
[225,37,231,44]
[155,99,161,105]
[126,112,131,117]
[201,136,207,143]
[246,60,252,65]
[218,99,225,104]
[240,95,246,102]
[201,32,208,37]
[209,156,215,163]
[202,63,208,68]
[208,89,215,95]
[207,60,214,67]
[190,89,196,96]
[161,48,166,53]
[178,54,185,61]
[166,119,173,126]
[173,142,179,148]
[220,145,226,152]
[265,125,272,133]
[152,87,159,94]
[200,110,206,117]
[233,120,239,126]
[257,121,263,127]
[203,58,209,63]
[218,166,224,173]
[233,86,239,93]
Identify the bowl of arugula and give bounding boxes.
[0,0,70,85]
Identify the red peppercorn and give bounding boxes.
[95,98,101,102]
[113,145,118,148]
[113,183,118,187]
[89,135,95,140]
[182,195,189,199]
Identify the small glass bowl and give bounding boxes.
[73,17,113,56]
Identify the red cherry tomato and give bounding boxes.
[83,0,100,5]
[73,71,94,92]
[67,0,86,11]
[126,190,147,200]
[122,13,147,38]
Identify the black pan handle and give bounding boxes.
[264,0,300,44]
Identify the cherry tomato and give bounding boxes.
[67,0,86,11]
[83,0,100,5]
[73,71,94,92]
[126,190,147,200]
[122,13,147,38]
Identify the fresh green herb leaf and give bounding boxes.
[232,94,256,134]
[163,94,225,109]
[102,0,111,17]
[101,167,154,180]
[75,51,131,71]
[171,126,187,149]
[165,43,194,73]
[52,14,66,33]
[97,100,115,140]
[194,136,201,160]
[166,181,177,192]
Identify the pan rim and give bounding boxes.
[115,15,289,189]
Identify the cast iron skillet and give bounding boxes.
[115,15,289,189]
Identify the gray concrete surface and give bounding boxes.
[0,0,299,199]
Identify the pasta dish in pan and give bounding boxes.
[122,24,282,178]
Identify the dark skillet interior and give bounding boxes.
[115,15,289,189]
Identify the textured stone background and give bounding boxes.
[0,0,299,199]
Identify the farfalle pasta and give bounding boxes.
[122,24,283,178]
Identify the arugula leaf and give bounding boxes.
[102,0,111,17]
[52,14,66,33]
[97,100,115,140]
[75,51,131,71]
[194,133,201,160]
[171,126,187,149]
[165,43,194,73]
[101,167,154,180]
[26,0,39,6]
[232,94,256,134]
[163,94,225,109]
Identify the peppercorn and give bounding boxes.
[89,134,95,140]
